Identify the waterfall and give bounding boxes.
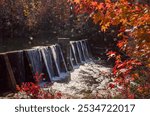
[80,41,86,61]
[56,44,68,73]
[70,42,79,64]
[78,41,86,62]
[82,40,90,61]
[70,41,82,63]
[70,41,79,68]
[50,45,61,77]
[76,41,86,63]
[50,44,69,81]
[76,41,83,63]
[0,39,92,93]
[70,46,78,68]
[24,48,46,84]
[70,40,91,65]
[24,40,91,83]
[84,40,91,59]
[40,47,55,80]
[25,49,43,75]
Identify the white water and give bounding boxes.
[51,61,119,98]
[70,41,79,67]
[25,40,92,83]
[50,45,61,77]
[25,48,43,74]
[70,40,91,65]
[76,41,83,63]
[80,41,86,61]
[40,47,53,81]
[56,44,68,72]
[82,40,90,60]
[50,45,69,81]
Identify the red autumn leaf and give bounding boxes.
[128,94,135,99]
[116,63,126,69]
[109,83,115,89]
[16,85,21,91]
[107,51,116,58]
[55,92,62,98]
[97,3,105,10]
[137,86,143,93]
[74,0,80,4]
[91,1,97,7]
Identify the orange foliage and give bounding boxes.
[70,0,150,98]
[70,0,150,67]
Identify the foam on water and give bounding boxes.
[51,61,118,98]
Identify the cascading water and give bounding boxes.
[71,42,82,63]
[50,45,61,77]
[79,41,86,61]
[24,48,48,84]
[25,49,43,75]
[70,42,78,65]
[69,40,91,66]
[69,44,78,68]
[0,39,92,94]
[50,44,69,81]
[82,40,90,61]
[56,44,68,73]
[40,47,54,80]
[24,40,91,83]
[76,41,85,63]
[70,41,80,64]
[78,41,86,62]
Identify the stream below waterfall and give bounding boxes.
[50,60,120,99]
[0,60,120,99]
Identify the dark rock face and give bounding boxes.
[0,54,16,95]
[0,55,10,94]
